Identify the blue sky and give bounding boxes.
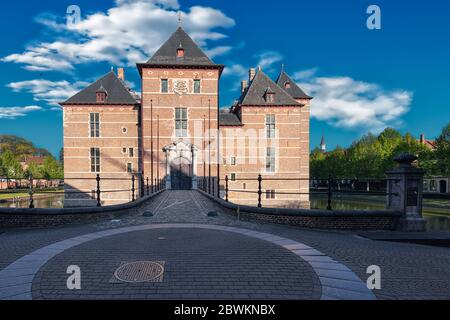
[0,0,449,156]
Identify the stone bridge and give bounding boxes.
[0,190,449,300]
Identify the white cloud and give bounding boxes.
[255,51,283,71]
[293,70,412,133]
[0,106,42,119]
[2,0,235,72]
[222,63,247,78]
[7,79,89,106]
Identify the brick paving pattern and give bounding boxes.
[1,190,450,300]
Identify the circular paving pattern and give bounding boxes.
[0,224,376,300]
[32,229,322,300]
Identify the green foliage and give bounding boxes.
[0,135,63,179]
[0,150,23,178]
[311,125,450,178]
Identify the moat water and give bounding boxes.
[1,193,449,231]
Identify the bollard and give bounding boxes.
[132,175,135,202]
[146,177,150,196]
[258,174,262,208]
[96,174,101,207]
[225,175,229,202]
[327,175,333,211]
[28,174,34,209]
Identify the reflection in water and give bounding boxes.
[0,195,64,209]
[1,194,449,231]
[311,195,450,231]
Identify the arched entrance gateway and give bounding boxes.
[163,140,198,190]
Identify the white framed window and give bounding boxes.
[194,79,201,94]
[175,107,188,137]
[161,79,169,93]
[266,190,276,199]
[127,163,133,173]
[266,147,276,173]
[266,114,276,139]
[230,173,236,181]
[122,147,127,154]
[90,148,100,173]
[122,127,128,134]
[129,147,134,158]
[230,156,237,166]
[90,113,100,138]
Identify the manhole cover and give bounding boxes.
[113,261,165,283]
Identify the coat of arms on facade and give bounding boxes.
[173,80,188,95]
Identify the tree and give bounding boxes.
[0,150,23,179]
[41,156,64,180]
[433,124,450,175]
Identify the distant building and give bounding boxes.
[418,134,437,150]
[320,135,326,152]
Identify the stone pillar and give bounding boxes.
[386,153,426,232]
[191,145,198,190]
[165,150,171,190]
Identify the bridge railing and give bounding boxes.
[0,175,166,208]
[200,175,400,211]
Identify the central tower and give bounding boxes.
[137,27,224,190]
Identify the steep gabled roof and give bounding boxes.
[146,27,216,66]
[276,71,312,99]
[62,71,139,105]
[238,70,301,106]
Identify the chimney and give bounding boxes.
[117,68,125,81]
[420,134,425,144]
[241,80,248,94]
[249,68,256,82]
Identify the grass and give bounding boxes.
[0,189,62,201]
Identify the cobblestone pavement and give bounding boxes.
[1,190,450,300]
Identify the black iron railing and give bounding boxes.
[209,175,400,210]
[0,174,166,208]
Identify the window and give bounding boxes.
[96,92,106,103]
[230,157,237,166]
[129,148,134,158]
[266,147,276,173]
[122,127,128,134]
[423,181,429,192]
[285,81,291,89]
[161,79,168,93]
[194,79,201,94]
[122,147,127,154]
[230,173,236,181]
[127,163,133,173]
[243,183,246,190]
[266,190,276,199]
[90,113,100,138]
[266,114,276,139]
[90,148,100,173]
[175,107,188,137]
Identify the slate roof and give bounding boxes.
[238,70,301,106]
[276,71,312,99]
[219,112,243,126]
[62,71,139,105]
[145,27,217,66]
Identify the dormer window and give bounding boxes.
[177,43,185,59]
[285,81,291,89]
[96,85,107,103]
[264,87,275,103]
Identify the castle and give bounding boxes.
[61,27,312,208]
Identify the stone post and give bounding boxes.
[386,153,426,232]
